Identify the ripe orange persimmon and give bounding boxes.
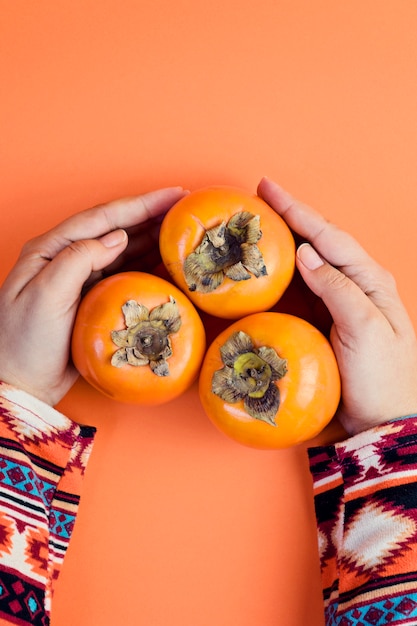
[159,186,295,319]
[198,312,341,449]
[71,272,206,404]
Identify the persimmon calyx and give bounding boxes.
[211,331,287,426]
[111,297,181,376]
[183,211,267,293]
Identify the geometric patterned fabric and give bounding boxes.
[0,382,96,624]
[2,381,417,626]
[309,416,417,626]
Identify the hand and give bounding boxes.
[258,177,417,436]
[0,187,187,406]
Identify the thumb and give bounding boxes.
[295,243,383,336]
[30,229,128,307]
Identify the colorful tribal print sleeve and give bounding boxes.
[0,382,96,625]
[309,416,417,626]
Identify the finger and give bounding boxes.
[102,219,161,275]
[296,243,387,337]
[4,187,185,296]
[23,229,129,311]
[258,177,410,329]
[258,177,369,268]
[82,247,163,293]
[84,224,158,290]
[104,241,161,276]
[296,242,415,340]
[36,186,186,257]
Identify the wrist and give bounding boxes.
[0,380,73,427]
[0,371,76,407]
[341,412,417,437]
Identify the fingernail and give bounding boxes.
[297,243,324,270]
[100,229,127,248]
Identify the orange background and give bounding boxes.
[1,2,417,625]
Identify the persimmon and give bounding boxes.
[71,272,206,404]
[159,186,295,319]
[198,312,341,449]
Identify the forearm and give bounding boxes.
[309,416,417,624]
[0,381,96,624]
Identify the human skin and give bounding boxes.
[257,176,417,435]
[0,178,416,438]
[0,187,187,405]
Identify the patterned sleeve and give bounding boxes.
[0,381,96,626]
[309,416,417,625]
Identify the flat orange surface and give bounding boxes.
[1,2,417,625]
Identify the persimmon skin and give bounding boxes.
[71,272,206,405]
[159,186,295,319]
[198,312,341,449]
